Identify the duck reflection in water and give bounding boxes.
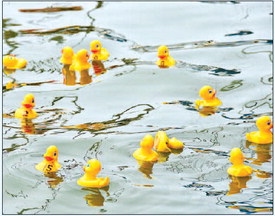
[227,175,252,195]
[92,60,107,76]
[197,106,218,117]
[20,118,36,134]
[44,172,64,189]
[157,148,183,163]
[62,65,92,86]
[246,141,272,165]
[136,160,156,179]
[82,186,109,207]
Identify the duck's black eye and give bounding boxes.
[208,90,213,93]
[267,122,271,125]
[164,51,167,53]
[96,45,99,48]
[32,99,34,103]
[54,152,57,156]
[86,164,90,167]
[25,111,29,114]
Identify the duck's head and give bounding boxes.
[256,116,273,131]
[21,94,35,109]
[3,55,17,67]
[90,40,102,54]
[83,159,101,176]
[157,45,169,59]
[44,145,59,162]
[154,131,170,149]
[61,46,74,58]
[199,85,217,100]
[76,49,90,62]
[229,148,244,165]
[140,134,154,149]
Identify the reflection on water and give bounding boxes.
[44,172,64,189]
[92,60,107,75]
[82,186,109,207]
[62,65,76,86]
[136,160,156,179]
[246,141,272,166]
[226,175,252,195]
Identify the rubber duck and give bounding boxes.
[60,46,74,65]
[156,45,175,68]
[195,85,222,108]
[133,134,158,162]
[90,40,110,61]
[168,137,184,150]
[246,116,273,144]
[15,94,38,119]
[69,49,91,72]
[154,131,171,152]
[77,159,110,188]
[227,148,253,177]
[3,55,27,69]
[35,145,61,173]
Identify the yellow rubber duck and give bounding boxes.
[227,148,253,177]
[90,40,110,61]
[60,46,74,65]
[168,137,184,149]
[133,134,158,162]
[35,145,61,173]
[246,116,273,144]
[77,159,110,188]
[3,55,27,69]
[69,49,91,72]
[15,94,38,119]
[154,131,171,152]
[195,85,222,108]
[156,45,176,68]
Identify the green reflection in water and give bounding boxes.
[220,80,243,92]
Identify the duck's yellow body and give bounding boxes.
[133,134,158,162]
[227,148,253,177]
[36,145,61,173]
[156,45,175,68]
[77,159,110,188]
[246,116,273,144]
[168,137,184,149]
[195,85,222,108]
[3,55,27,69]
[15,94,38,119]
[60,46,75,65]
[154,131,171,152]
[70,49,91,71]
[90,40,110,61]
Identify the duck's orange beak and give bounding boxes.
[44,156,53,161]
[91,49,99,54]
[23,104,33,109]
[158,55,166,59]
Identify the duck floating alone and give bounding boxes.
[3,55,27,69]
[195,85,222,108]
[90,40,110,61]
[15,94,37,119]
[36,145,61,173]
[77,159,110,188]
[246,116,273,144]
[156,45,175,68]
[227,148,253,177]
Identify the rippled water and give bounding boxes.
[3,1,273,214]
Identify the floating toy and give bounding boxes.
[15,94,38,119]
[3,55,27,69]
[154,131,171,152]
[77,159,110,188]
[35,145,61,173]
[133,134,158,162]
[69,49,91,71]
[195,85,222,108]
[60,46,74,65]
[168,137,184,149]
[154,131,184,152]
[227,148,253,177]
[246,116,273,144]
[156,45,175,68]
[90,40,110,61]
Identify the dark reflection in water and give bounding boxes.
[135,160,156,179]
[3,19,20,55]
[44,172,64,189]
[226,175,252,195]
[246,141,272,166]
[82,186,109,207]
[80,69,92,85]
[62,64,76,85]
[220,80,243,91]
[92,60,107,76]
[225,30,253,37]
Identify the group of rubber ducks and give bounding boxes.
[4,40,273,192]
